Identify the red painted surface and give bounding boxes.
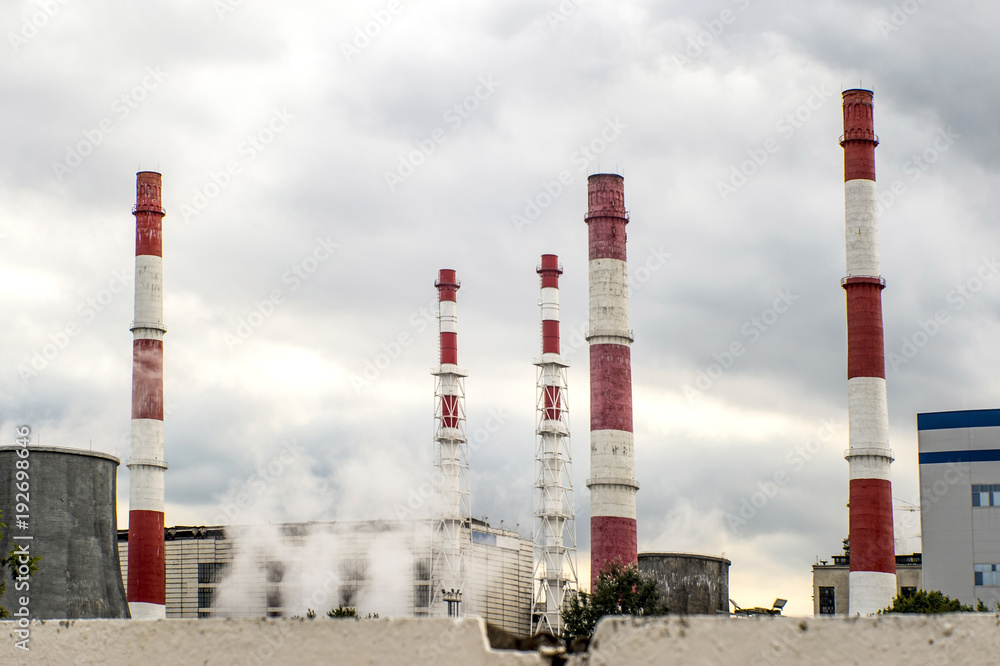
[586,174,628,261]
[841,90,877,182]
[590,344,633,432]
[131,339,164,420]
[127,509,166,605]
[543,385,561,421]
[440,332,458,365]
[590,515,637,585]
[541,320,560,355]
[134,172,164,257]
[844,279,886,379]
[849,478,896,574]
[435,269,459,301]
[441,394,459,429]
[538,254,562,288]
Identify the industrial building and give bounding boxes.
[532,254,579,635]
[127,170,168,620]
[11,169,742,631]
[839,88,897,616]
[586,173,640,583]
[918,409,1000,608]
[116,519,532,634]
[638,552,730,615]
[0,446,129,619]
[812,550,922,616]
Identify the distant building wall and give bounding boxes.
[0,446,128,619]
[812,554,922,616]
[637,553,730,614]
[117,520,532,635]
[918,409,1000,608]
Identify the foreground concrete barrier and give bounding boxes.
[579,614,1000,665]
[4,614,1000,664]
[1,618,545,666]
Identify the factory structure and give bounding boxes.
[115,519,533,634]
[585,174,640,582]
[126,171,169,621]
[812,94,1000,616]
[13,86,999,627]
[532,255,579,634]
[839,89,898,616]
[916,410,1000,608]
[0,446,128,619]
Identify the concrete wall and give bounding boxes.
[0,446,128,619]
[812,560,922,616]
[5,615,1000,664]
[638,552,729,614]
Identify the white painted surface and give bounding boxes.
[540,286,559,321]
[133,255,164,330]
[590,429,635,479]
[849,570,897,616]
[129,418,166,511]
[127,601,165,620]
[847,377,891,480]
[589,257,630,336]
[130,418,164,461]
[439,299,457,333]
[128,465,165,512]
[844,179,880,277]
[588,482,637,519]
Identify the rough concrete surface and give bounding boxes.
[4,614,1000,665]
[575,614,1000,665]
[1,617,545,666]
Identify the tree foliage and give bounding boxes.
[561,559,667,639]
[327,604,358,618]
[881,589,978,614]
[0,511,41,620]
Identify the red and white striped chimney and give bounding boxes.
[127,171,168,620]
[432,269,469,614]
[840,90,896,615]
[585,174,638,584]
[533,254,578,635]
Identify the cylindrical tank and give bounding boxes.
[638,552,730,614]
[0,446,129,618]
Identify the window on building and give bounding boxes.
[972,484,1000,507]
[975,564,1000,587]
[901,587,916,598]
[266,561,285,584]
[339,585,358,607]
[818,587,836,615]
[198,587,215,610]
[198,562,226,584]
[414,558,431,581]
[266,586,282,609]
[414,584,430,608]
[340,559,368,582]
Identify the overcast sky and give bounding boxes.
[3,0,1000,617]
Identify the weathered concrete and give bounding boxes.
[638,552,729,614]
[4,615,1000,664]
[1,618,545,665]
[578,615,1000,665]
[0,446,129,619]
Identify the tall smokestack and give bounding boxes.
[431,269,470,615]
[533,254,578,634]
[585,174,638,584]
[840,89,896,615]
[127,171,168,620]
